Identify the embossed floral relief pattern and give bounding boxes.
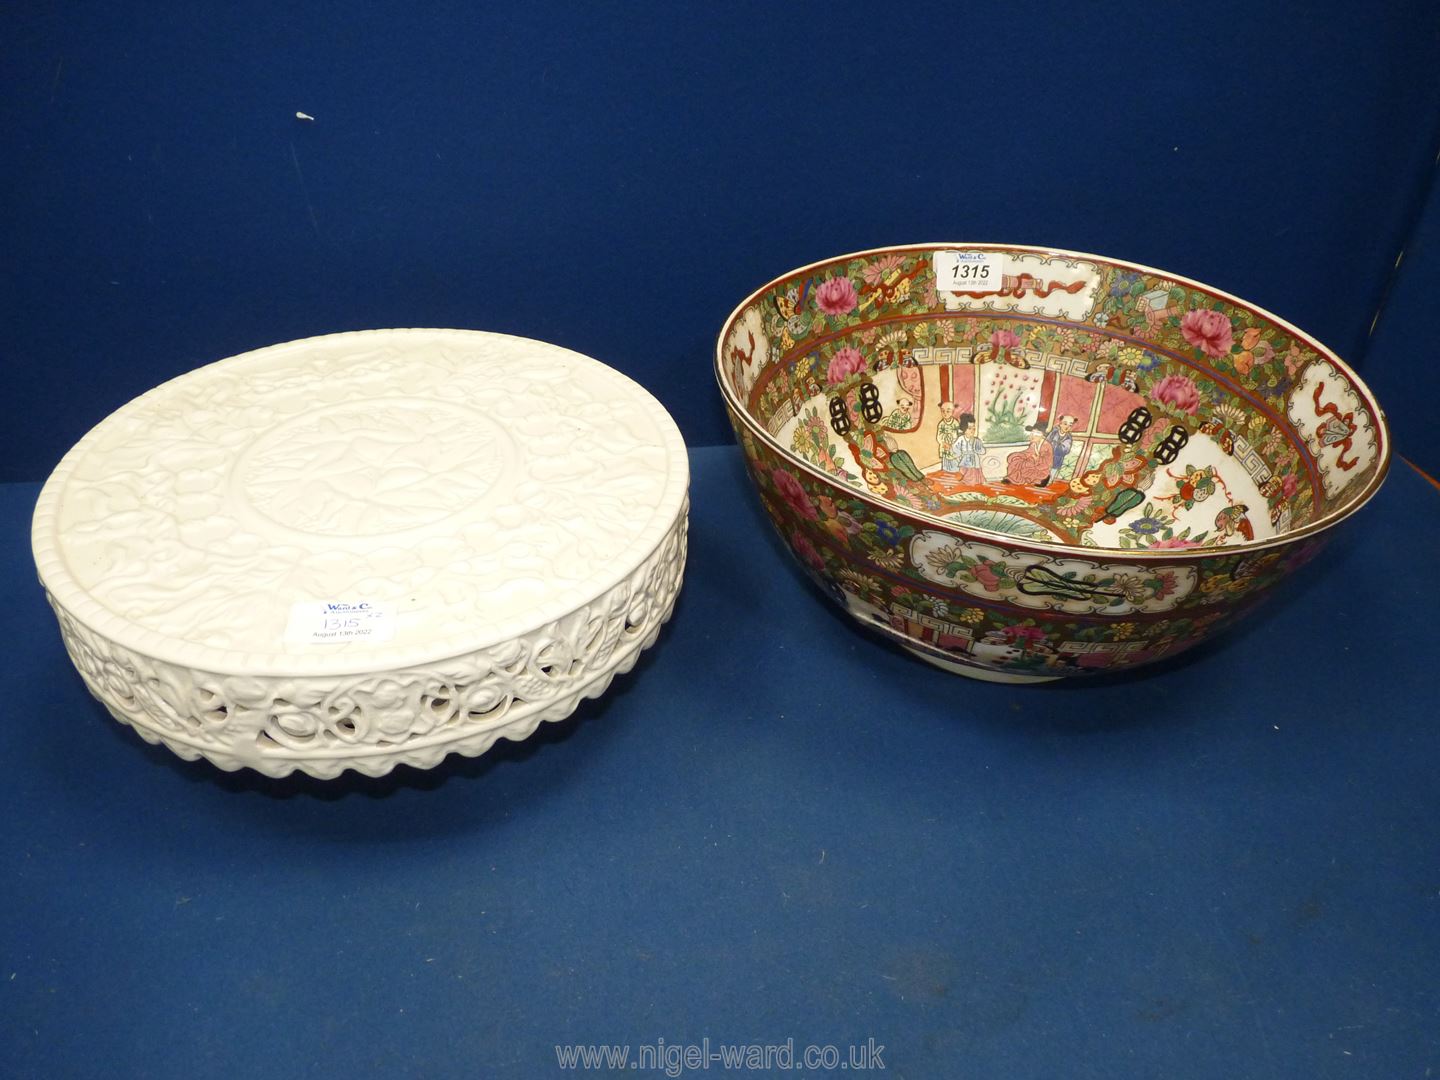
[53,334,683,656]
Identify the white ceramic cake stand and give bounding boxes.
[32,329,689,778]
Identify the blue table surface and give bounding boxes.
[2,446,1437,1080]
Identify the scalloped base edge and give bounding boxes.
[105,592,683,779]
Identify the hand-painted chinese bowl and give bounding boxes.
[716,244,1389,682]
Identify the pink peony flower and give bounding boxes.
[815,276,858,316]
[1281,473,1299,498]
[1180,309,1234,358]
[771,468,818,520]
[826,346,867,384]
[790,530,826,572]
[1152,373,1202,414]
[1148,536,1203,550]
[990,329,1021,350]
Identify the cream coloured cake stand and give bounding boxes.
[32,329,689,778]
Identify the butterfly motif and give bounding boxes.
[1199,419,1238,456]
[770,280,813,350]
[772,279,812,321]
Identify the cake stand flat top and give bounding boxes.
[32,329,689,676]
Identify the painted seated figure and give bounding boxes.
[1005,423,1053,486]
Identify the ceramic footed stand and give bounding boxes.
[33,329,690,777]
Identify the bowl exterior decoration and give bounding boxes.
[717,245,1388,681]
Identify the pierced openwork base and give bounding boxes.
[52,513,687,779]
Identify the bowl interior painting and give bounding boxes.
[718,245,1388,680]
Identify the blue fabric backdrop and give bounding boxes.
[1366,158,1440,476]
[3,1,1439,478]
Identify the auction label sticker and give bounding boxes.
[284,600,396,645]
[933,250,1008,292]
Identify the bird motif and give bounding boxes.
[1213,503,1254,542]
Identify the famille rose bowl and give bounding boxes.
[716,244,1389,683]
